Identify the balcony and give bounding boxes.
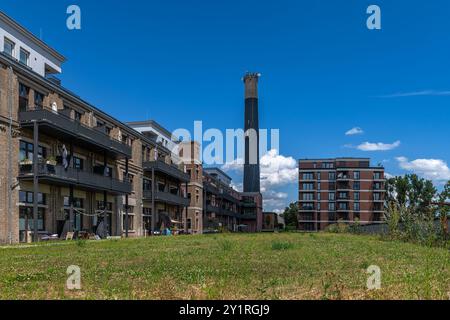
[19,109,131,159]
[18,163,131,194]
[143,190,189,206]
[241,200,257,208]
[206,205,221,214]
[143,160,190,182]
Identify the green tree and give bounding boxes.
[281,202,299,228]
[438,181,450,236]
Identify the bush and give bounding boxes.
[326,220,348,234]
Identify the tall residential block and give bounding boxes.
[298,158,385,231]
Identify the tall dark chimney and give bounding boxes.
[243,72,261,193]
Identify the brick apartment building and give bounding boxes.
[0,11,261,244]
[298,158,385,231]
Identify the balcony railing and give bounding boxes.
[143,160,190,182]
[19,109,132,158]
[19,163,131,194]
[143,190,189,206]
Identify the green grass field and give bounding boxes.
[0,233,449,300]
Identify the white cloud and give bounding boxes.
[384,172,394,179]
[222,149,298,212]
[396,157,450,183]
[357,140,401,152]
[260,150,298,190]
[345,127,364,136]
[221,158,244,172]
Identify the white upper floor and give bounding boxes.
[0,11,65,77]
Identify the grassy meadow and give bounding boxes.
[0,233,449,300]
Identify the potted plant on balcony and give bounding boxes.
[46,156,57,173]
[19,159,33,173]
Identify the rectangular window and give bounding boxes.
[316,172,321,180]
[328,172,336,181]
[317,193,321,201]
[74,110,82,122]
[328,192,335,201]
[374,193,381,201]
[19,191,46,205]
[64,197,84,208]
[97,201,112,211]
[354,202,360,212]
[328,203,335,212]
[374,172,383,180]
[19,141,46,162]
[338,202,348,210]
[123,214,135,231]
[302,183,314,190]
[354,171,360,180]
[353,181,361,190]
[302,173,314,180]
[73,157,84,170]
[354,192,360,201]
[143,178,152,191]
[34,91,44,109]
[19,48,29,66]
[19,83,29,112]
[4,38,15,56]
[302,193,314,201]
[317,182,321,190]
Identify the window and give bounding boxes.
[302,173,314,180]
[19,83,29,112]
[302,183,314,190]
[73,157,84,170]
[96,201,112,211]
[354,171,360,180]
[302,193,314,201]
[353,181,361,190]
[19,207,45,237]
[338,192,348,199]
[34,91,44,109]
[19,141,46,162]
[317,182,321,191]
[338,202,348,210]
[64,197,84,208]
[374,172,383,180]
[19,48,30,66]
[374,193,382,201]
[354,192,360,201]
[328,172,336,181]
[317,193,321,201]
[354,202,360,212]
[143,178,152,191]
[374,182,382,190]
[317,172,321,180]
[123,213,135,231]
[322,162,334,169]
[74,110,82,122]
[4,38,15,56]
[328,192,335,201]
[328,203,336,211]
[19,191,46,205]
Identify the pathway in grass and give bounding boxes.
[0,233,448,300]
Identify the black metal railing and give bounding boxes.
[19,109,132,157]
[19,163,131,194]
[143,190,189,206]
[143,160,190,182]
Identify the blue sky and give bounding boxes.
[2,0,450,212]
